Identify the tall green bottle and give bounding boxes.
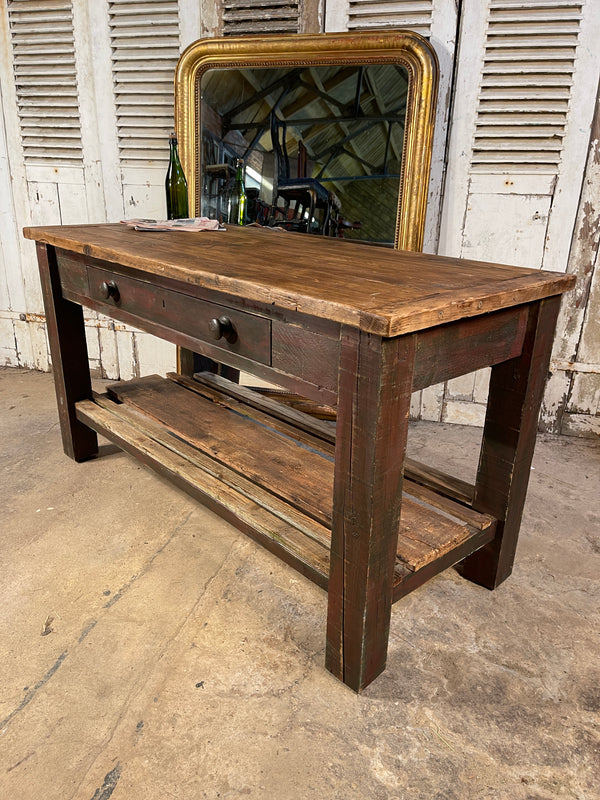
[165,132,189,219]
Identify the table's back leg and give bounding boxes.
[326,326,415,692]
[177,347,240,383]
[37,242,98,462]
[458,295,562,589]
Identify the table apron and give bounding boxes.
[412,304,529,391]
[56,245,534,405]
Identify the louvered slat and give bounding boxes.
[473,1,583,173]
[109,0,180,165]
[222,1,300,36]
[348,0,433,35]
[7,0,83,164]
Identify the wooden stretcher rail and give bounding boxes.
[75,375,497,600]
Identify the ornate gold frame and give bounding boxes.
[174,30,438,252]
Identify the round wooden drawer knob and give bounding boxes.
[100,280,120,301]
[208,316,235,341]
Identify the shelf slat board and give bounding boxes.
[76,395,332,588]
[76,375,497,600]
[179,370,476,506]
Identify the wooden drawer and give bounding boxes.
[86,265,271,365]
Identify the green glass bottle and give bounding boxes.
[165,132,189,219]
[234,159,246,225]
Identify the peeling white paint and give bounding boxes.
[0,0,599,435]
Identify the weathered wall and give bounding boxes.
[542,80,600,437]
[1,0,598,436]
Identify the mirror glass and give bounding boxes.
[200,64,409,245]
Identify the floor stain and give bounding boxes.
[0,650,68,731]
[90,763,122,800]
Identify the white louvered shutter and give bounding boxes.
[473,0,583,174]
[7,0,83,165]
[347,0,433,34]
[108,0,181,166]
[222,1,300,35]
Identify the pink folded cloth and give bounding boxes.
[120,217,223,232]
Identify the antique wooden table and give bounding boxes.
[24,223,574,692]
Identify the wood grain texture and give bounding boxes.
[168,372,336,450]
[91,391,331,549]
[75,398,331,587]
[107,375,334,527]
[74,397,496,602]
[398,497,494,571]
[412,305,528,391]
[403,459,474,506]
[56,252,89,297]
[55,260,339,407]
[24,223,575,336]
[326,327,416,691]
[30,222,575,693]
[36,243,98,461]
[169,373,493,562]
[106,374,491,578]
[248,390,337,420]
[178,371,478,509]
[458,296,563,589]
[271,319,340,393]
[393,525,496,603]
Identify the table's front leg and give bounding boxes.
[326,326,415,692]
[458,295,562,589]
[37,243,98,462]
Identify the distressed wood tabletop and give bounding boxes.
[24,223,575,336]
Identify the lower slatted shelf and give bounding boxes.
[75,374,497,601]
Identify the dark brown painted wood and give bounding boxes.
[412,305,528,391]
[56,252,89,297]
[60,275,339,407]
[36,243,98,461]
[87,265,272,365]
[458,296,562,589]
[326,327,416,692]
[272,319,340,392]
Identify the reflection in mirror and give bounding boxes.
[200,64,409,245]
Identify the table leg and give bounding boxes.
[37,243,98,462]
[326,326,415,692]
[458,296,562,589]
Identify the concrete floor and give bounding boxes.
[1,366,599,800]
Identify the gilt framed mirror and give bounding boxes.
[174,30,438,252]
